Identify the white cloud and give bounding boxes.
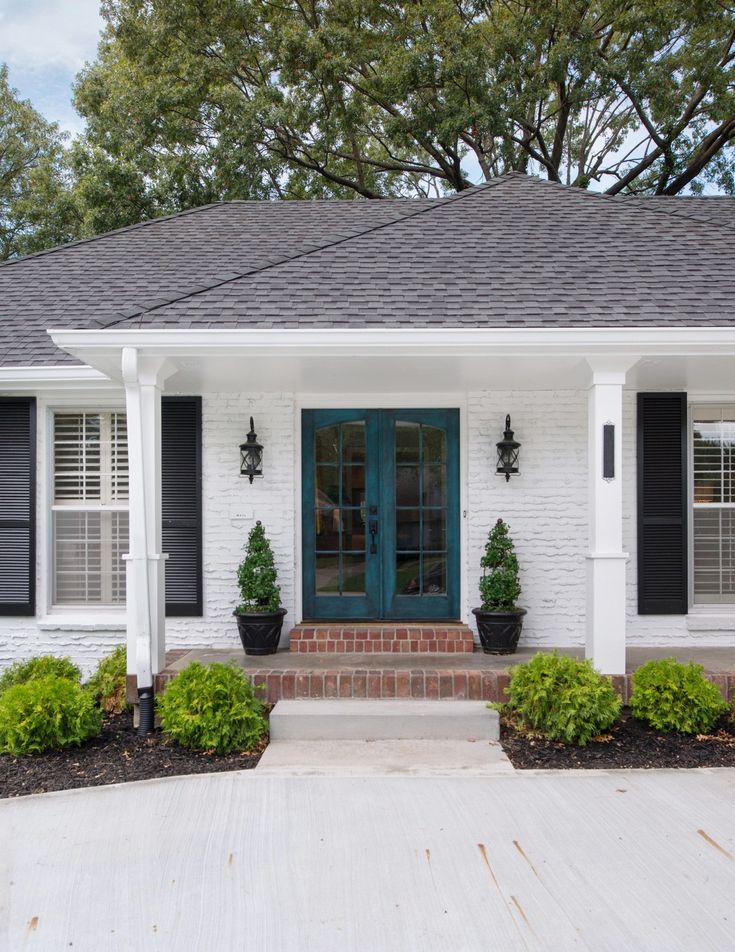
[0,0,102,74]
[0,0,103,134]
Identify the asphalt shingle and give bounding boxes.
[1,174,734,368]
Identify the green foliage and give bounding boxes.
[63,0,735,224]
[0,655,81,695]
[86,645,129,714]
[630,658,729,734]
[479,519,521,611]
[506,652,622,746]
[0,65,80,259]
[157,662,267,754]
[0,676,103,755]
[236,521,281,613]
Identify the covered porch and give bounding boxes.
[49,326,735,706]
[147,644,735,704]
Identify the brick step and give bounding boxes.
[289,623,476,654]
[154,663,510,704]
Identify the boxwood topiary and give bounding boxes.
[630,658,728,734]
[506,651,622,746]
[157,662,268,754]
[236,521,281,613]
[0,676,103,755]
[86,645,128,714]
[0,655,81,695]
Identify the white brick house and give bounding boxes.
[2,173,735,700]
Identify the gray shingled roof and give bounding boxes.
[620,195,734,229]
[0,198,431,367]
[1,173,734,368]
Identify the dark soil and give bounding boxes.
[501,708,735,769]
[0,711,265,799]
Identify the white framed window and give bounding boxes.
[691,405,735,605]
[52,411,129,606]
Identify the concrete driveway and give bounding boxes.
[3,769,735,951]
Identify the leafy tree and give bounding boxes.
[0,65,80,259]
[71,0,735,216]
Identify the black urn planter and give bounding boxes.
[234,608,287,656]
[472,607,527,655]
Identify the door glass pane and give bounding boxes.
[342,465,365,507]
[394,420,449,600]
[396,466,420,505]
[422,556,447,595]
[423,426,446,463]
[316,554,340,593]
[341,509,366,551]
[423,465,446,507]
[342,423,365,464]
[316,465,339,507]
[423,511,446,551]
[315,511,339,551]
[313,420,368,598]
[395,422,420,463]
[396,508,421,549]
[342,554,366,595]
[315,426,339,464]
[395,553,422,595]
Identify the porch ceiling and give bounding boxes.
[45,327,735,394]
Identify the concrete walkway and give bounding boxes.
[3,769,735,951]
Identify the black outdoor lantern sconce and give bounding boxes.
[496,415,521,481]
[240,417,264,483]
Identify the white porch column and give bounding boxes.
[122,348,173,692]
[585,360,634,675]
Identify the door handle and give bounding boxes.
[369,518,378,554]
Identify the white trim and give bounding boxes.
[688,401,735,609]
[37,398,128,625]
[293,393,469,625]
[0,366,115,391]
[48,326,735,365]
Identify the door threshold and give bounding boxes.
[299,619,466,625]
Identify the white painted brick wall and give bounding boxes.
[3,385,734,675]
[467,391,588,647]
[167,391,297,652]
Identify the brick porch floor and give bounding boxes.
[137,645,735,704]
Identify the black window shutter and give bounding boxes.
[162,397,202,616]
[637,393,688,614]
[0,398,36,615]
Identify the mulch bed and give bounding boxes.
[0,711,265,799]
[501,708,735,770]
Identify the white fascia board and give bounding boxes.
[48,326,735,361]
[0,365,116,391]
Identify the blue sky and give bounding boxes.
[0,0,103,136]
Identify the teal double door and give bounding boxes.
[302,409,460,620]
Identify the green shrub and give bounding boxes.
[157,662,267,754]
[506,651,622,746]
[479,519,521,611]
[0,655,81,695]
[630,658,728,734]
[86,645,128,714]
[0,676,103,755]
[236,521,281,612]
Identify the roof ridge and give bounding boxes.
[616,194,735,230]
[0,192,450,269]
[509,173,735,237]
[102,178,507,328]
[0,201,230,268]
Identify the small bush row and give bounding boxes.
[500,653,730,746]
[0,650,266,757]
[0,648,128,756]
